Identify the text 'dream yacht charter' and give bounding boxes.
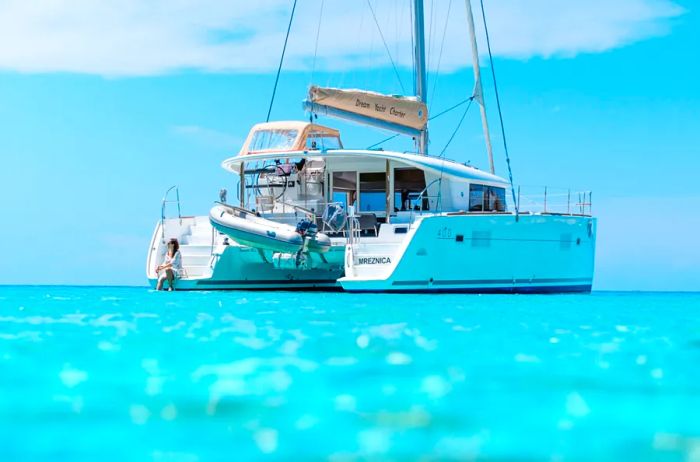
[146,0,596,293]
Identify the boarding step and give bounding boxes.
[181,265,212,279]
[182,236,214,246]
[179,244,214,256]
[181,254,213,267]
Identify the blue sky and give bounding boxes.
[0,0,698,290]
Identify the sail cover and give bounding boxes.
[306,86,428,134]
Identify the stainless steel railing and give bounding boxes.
[515,186,592,216]
[160,185,182,240]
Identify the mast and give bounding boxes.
[465,0,495,174]
[413,0,428,155]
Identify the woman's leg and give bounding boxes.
[156,272,166,290]
[165,269,175,290]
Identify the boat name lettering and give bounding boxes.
[358,256,392,265]
[355,98,371,109]
[375,103,386,113]
[390,107,406,118]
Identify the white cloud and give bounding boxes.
[0,0,684,76]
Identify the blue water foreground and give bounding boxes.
[1,287,699,461]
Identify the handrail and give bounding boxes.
[214,201,250,216]
[161,185,182,240]
[273,199,315,219]
[407,178,442,223]
[409,178,442,205]
[515,186,593,216]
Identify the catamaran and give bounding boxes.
[146,0,596,293]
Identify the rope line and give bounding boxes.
[367,133,401,150]
[310,0,325,86]
[439,97,474,157]
[366,0,406,94]
[430,97,471,121]
[430,0,452,104]
[409,0,415,89]
[478,0,518,213]
[266,0,298,122]
[365,97,472,150]
[426,0,435,86]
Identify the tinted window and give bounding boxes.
[359,172,386,212]
[469,184,506,212]
[394,168,427,211]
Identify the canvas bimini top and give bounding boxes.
[238,121,343,156]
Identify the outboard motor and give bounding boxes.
[295,218,318,238]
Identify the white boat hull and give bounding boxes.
[147,213,594,293]
[339,213,595,293]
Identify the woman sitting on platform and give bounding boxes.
[155,238,182,291]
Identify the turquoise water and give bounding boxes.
[1,287,699,461]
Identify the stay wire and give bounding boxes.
[430,0,452,104]
[366,97,472,150]
[367,133,401,150]
[310,0,325,86]
[266,0,298,123]
[439,97,474,157]
[430,97,472,121]
[367,0,406,94]
[478,0,518,212]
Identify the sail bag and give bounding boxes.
[306,86,428,134]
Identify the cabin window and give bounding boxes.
[469,184,506,212]
[394,168,427,211]
[359,172,387,212]
[306,134,342,150]
[249,129,298,152]
[332,171,357,209]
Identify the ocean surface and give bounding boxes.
[1,287,699,461]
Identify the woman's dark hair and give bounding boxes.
[168,238,179,255]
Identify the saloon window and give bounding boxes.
[394,168,427,211]
[469,184,506,212]
[359,172,386,212]
[332,171,357,209]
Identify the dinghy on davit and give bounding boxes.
[209,203,331,254]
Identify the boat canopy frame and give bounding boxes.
[238,121,342,156]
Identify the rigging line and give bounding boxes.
[429,0,452,103]
[478,0,518,212]
[365,97,471,150]
[409,0,415,92]
[429,96,471,121]
[435,96,475,210]
[366,0,406,94]
[367,133,401,150]
[439,97,474,158]
[426,0,435,87]
[266,0,298,123]
[310,0,325,86]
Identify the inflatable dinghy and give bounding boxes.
[209,204,331,254]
